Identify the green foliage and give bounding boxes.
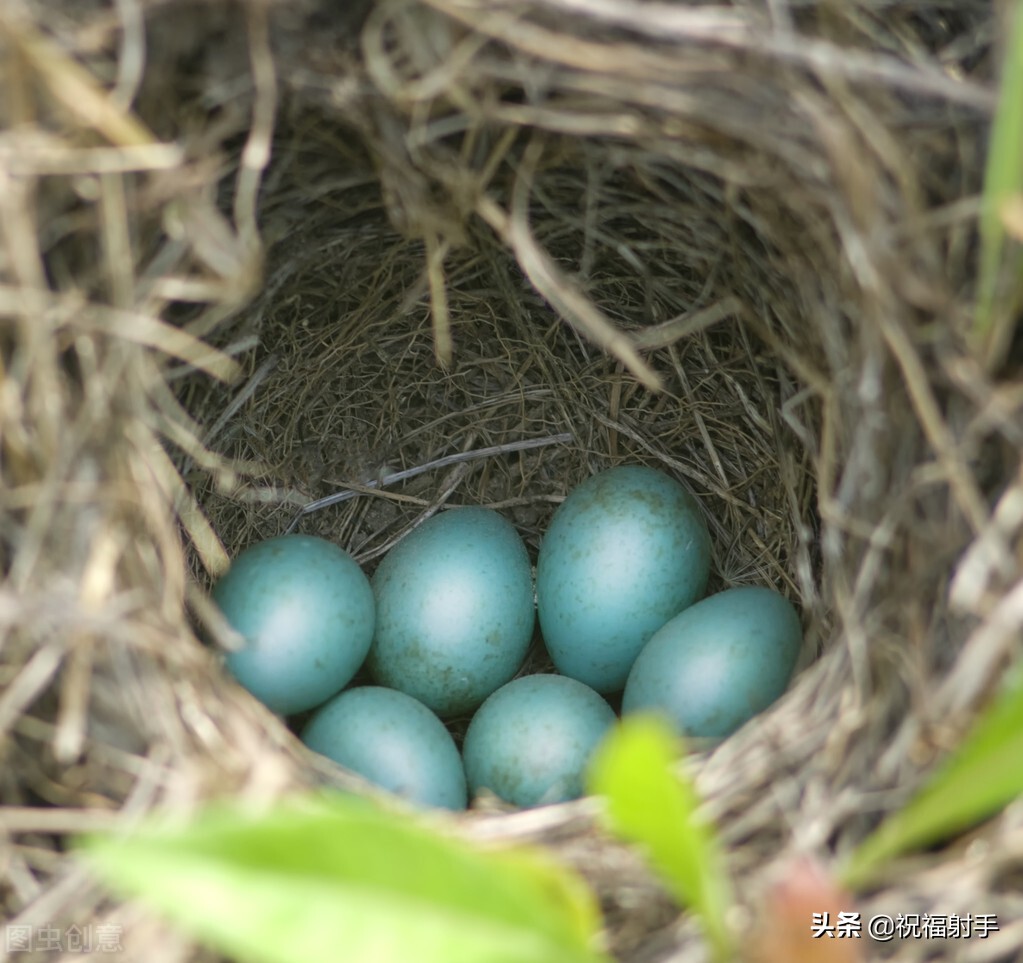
[80,794,609,963]
[975,0,1023,365]
[841,665,1023,890]
[586,715,733,961]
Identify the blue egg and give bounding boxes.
[462,674,616,808]
[213,534,375,715]
[536,465,711,694]
[368,507,535,717]
[301,686,467,810]
[622,586,802,738]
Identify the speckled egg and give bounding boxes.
[301,686,467,810]
[462,674,616,808]
[367,507,535,718]
[213,534,375,716]
[622,586,802,738]
[536,465,711,693]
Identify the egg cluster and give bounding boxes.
[211,465,802,811]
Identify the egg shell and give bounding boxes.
[368,507,535,717]
[213,534,375,716]
[622,586,802,738]
[536,464,711,693]
[462,674,616,808]
[301,686,467,810]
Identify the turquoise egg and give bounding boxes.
[462,674,616,808]
[368,507,535,717]
[213,534,374,715]
[536,465,711,693]
[622,586,802,738]
[301,686,467,810]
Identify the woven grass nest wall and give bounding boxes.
[2,0,1023,960]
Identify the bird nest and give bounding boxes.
[2,1,1022,961]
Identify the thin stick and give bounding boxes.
[284,433,575,534]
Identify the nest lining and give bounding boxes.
[2,1,1022,961]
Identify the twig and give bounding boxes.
[476,138,663,392]
[284,433,575,534]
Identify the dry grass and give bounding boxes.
[2,0,1022,961]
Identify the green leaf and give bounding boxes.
[841,664,1023,890]
[586,716,732,961]
[78,794,608,963]
[974,0,1023,365]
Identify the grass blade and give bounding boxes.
[974,0,1023,367]
[586,715,733,961]
[841,665,1023,890]
[79,794,609,963]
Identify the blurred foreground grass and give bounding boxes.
[974,0,1023,366]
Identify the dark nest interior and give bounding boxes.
[2,0,1023,960]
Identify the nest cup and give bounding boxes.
[2,1,1022,961]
